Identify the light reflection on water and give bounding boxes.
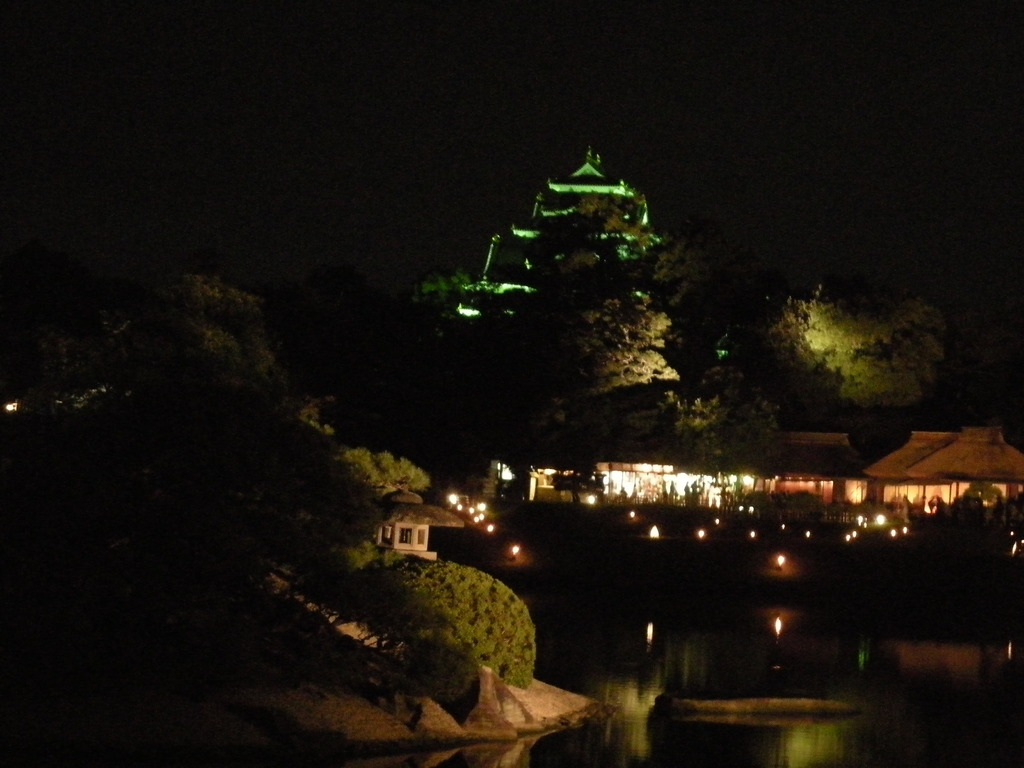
[519,596,1024,768]
[358,596,1024,767]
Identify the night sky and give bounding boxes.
[2,3,1021,304]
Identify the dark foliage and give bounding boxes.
[0,260,383,690]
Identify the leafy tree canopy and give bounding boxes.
[652,219,789,382]
[0,271,385,687]
[667,367,779,474]
[768,289,945,409]
[338,446,432,496]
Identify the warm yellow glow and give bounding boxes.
[776,554,786,568]
[510,544,520,557]
[649,525,660,538]
[3,401,17,413]
[845,533,852,542]
[902,526,909,534]
[774,616,783,637]
[890,529,897,538]
[749,530,757,539]
[696,528,706,540]
[448,493,459,505]
[585,494,597,504]
[628,510,636,519]
[646,622,654,644]
[486,524,495,533]
[804,530,812,538]
[476,502,487,512]
[875,514,887,525]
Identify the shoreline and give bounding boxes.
[2,673,609,762]
[10,521,1020,761]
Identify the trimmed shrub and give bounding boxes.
[394,559,536,689]
[339,559,536,702]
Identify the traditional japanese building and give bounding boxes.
[519,432,867,507]
[755,432,867,504]
[863,426,1024,510]
[480,149,653,285]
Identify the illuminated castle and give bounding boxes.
[480,149,653,285]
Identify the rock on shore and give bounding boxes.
[2,667,609,761]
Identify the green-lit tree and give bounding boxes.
[338,446,432,496]
[767,289,946,410]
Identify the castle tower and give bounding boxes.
[481,149,651,283]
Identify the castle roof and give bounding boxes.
[547,149,633,195]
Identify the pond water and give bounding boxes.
[399,587,1024,768]
[527,591,1024,768]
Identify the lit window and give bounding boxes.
[399,528,413,545]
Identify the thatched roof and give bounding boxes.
[863,427,1024,482]
[383,490,423,504]
[764,432,865,478]
[382,502,465,528]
